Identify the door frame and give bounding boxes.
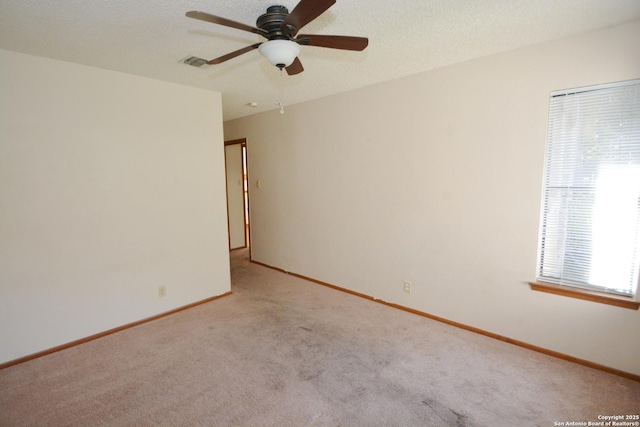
[224,138,250,251]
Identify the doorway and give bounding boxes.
[224,139,250,251]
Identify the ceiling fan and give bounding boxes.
[186,0,368,75]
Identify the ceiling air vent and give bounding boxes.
[182,56,208,67]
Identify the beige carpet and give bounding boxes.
[1,249,638,426]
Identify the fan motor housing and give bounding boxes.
[257,5,292,39]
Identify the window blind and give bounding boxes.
[539,79,640,296]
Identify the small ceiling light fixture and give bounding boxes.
[247,102,258,107]
[258,40,300,70]
[275,102,285,114]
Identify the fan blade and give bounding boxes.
[281,0,336,34]
[297,34,368,51]
[207,43,262,65]
[186,11,267,37]
[286,57,304,75]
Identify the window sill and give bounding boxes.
[529,281,639,310]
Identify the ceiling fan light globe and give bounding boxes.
[258,40,300,69]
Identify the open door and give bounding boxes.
[224,139,249,250]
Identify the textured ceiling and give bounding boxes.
[1,0,640,121]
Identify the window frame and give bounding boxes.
[533,79,640,308]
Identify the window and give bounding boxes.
[538,79,640,297]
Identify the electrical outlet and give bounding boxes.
[158,286,167,298]
[403,281,412,293]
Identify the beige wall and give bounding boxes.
[225,20,640,375]
[0,50,230,364]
